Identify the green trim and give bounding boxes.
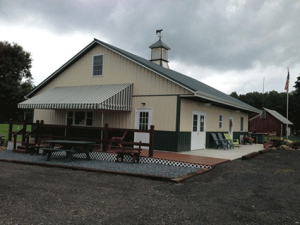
[177,132,191,152]
[154,131,191,152]
[233,132,248,140]
[176,96,181,133]
[174,96,181,151]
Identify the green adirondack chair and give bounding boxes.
[224,133,240,148]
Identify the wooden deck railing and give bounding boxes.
[8,120,155,157]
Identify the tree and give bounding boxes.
[0,41,34,123]
[230,91,239,99]
[291,76,300,134]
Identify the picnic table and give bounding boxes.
[0,135,5,146]
[41,140,96,162]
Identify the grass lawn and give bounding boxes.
[0,124,32,142]
[270,135,300,142]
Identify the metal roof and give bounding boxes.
[264,108,293,125]
[18,83,133,110]
[25,38,260,113]
[149,39,171,50]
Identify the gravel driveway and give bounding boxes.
[0,149,299,224]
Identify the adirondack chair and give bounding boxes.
[224,133,240,148]
[211,133,226,150]
[106,131,128,151]
[217,133,231,150]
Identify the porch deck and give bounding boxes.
[141,150,229,167]
[141,144,264,167]
[9,141,263,168]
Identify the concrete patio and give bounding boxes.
[179,144,264,160]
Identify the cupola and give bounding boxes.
[149,29,170,69]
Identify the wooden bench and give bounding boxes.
[107,141,142,163]
[41,148,91,162]
[29,138,52,155]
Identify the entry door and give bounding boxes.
[134,108,152,149]
[191,112,206,150]
[229,117,233,139]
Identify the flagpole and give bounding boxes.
[286,67,289,141]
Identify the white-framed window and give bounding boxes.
[67,111,93,126]
[92,55,103,76]
[240,117,244,131]
[219,114,223,128]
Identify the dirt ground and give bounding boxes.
[0,149,299,225]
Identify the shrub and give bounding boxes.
[243,136,254,144]
[291,141,300,149]
[270,139,287,147]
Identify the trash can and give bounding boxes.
[256,133,265,144]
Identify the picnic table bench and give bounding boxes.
[107,141,143,163]
[41,140,95,162]
[105,131,142,163]
[41,147,91,162]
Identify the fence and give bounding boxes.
[8,120,155,157]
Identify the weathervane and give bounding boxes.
[156,29,163,39]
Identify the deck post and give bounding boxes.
[35,120,40,144]
[149,125,155,157]
[104,123,109,151]
[22,120,27,143]
[8,119,13,141]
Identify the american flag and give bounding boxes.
[285,71,289,93]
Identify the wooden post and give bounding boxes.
[8,119,13,141]
[22,120,27,143]
[35,120,40,144]
[13,134,17,150]
[149,125,155,157]
[103,123,109,151]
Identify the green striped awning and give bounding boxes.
[18,83,133,111]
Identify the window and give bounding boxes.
[193,114,198,132]
[200,115,205,132]
[219,114,223,128]
[139,112,149,130]
[92,55,103,76]
[240,117,244,131]
[152,48,160,60]
[67,111,93,126]
[162,48,168,60]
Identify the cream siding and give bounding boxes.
[131,96,177,131]
[180,98,248,132]
[34,95,177,131]
[34,45,191,97]
[32,44,188,129]
[34,109,66,125]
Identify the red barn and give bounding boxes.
[249,108,293,136]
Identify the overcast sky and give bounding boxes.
[1,0,299,95]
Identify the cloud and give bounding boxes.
[0,0,299,94]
